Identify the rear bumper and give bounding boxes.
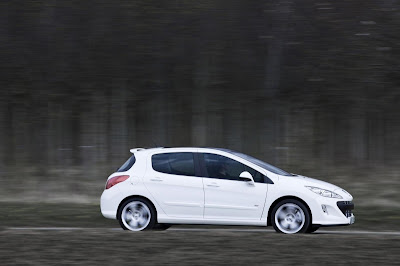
[100,187,124,219]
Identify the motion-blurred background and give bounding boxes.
[0,0,399,228]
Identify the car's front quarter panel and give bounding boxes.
[262,177,314,222]
[302,178,354,225]
[263,176,354,226]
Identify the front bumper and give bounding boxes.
[349,214,355,224]
[310,197,355,226]
[337,201,354,218]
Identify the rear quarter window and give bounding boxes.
[117,155,136,172]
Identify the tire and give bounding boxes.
[271,199,311,234]
[306,225,320,233]
[117,198,156,231]
[152,224,171,230]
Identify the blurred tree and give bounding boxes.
[0,0,399,198]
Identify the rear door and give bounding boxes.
[201,152,268,220]
[143,151,204,218]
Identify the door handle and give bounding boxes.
[207,184,220,187]
[150,177,163,182]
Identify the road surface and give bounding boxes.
[1,226,400,265]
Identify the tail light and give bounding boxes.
[105,175,130,189]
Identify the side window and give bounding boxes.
[203,153,264,183]
[152,152,195,176]
[243,165,265,183]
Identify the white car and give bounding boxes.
[100,147,355,234]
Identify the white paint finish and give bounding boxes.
[203,178,267,220]
[142,149,204,218]
[100,147,355,233]
[143,173,204,218]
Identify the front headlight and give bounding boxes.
[305,186,343,199]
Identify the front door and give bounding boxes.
[201,153,268,220]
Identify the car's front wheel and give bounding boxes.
[271,199,310,234]
[118,198,156,231]
[153,223,171,230]
[307,225,320,233]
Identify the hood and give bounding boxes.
[280,174,353,200]
[287,175,343,191]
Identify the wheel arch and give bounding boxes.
[267,195,313,226]
[118,195,158,222]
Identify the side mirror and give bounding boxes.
[239,171,255,185]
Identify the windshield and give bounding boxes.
[216,148,293,176]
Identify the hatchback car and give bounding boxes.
[100,147,354,234]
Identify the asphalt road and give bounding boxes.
[2,203,400,265]
[5,226,400,236]
[1,227,400,265]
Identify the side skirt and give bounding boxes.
[157,216,268,226]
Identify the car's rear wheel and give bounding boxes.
[271,199,310,234]
[118,198,156,231]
